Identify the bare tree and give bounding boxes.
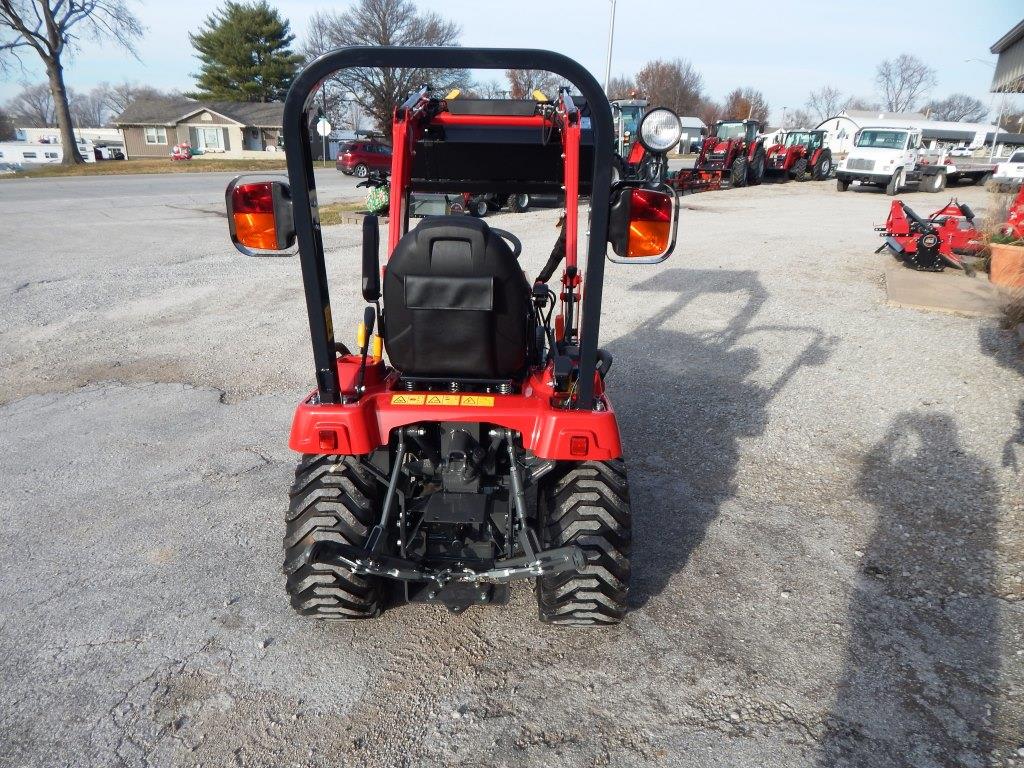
[722,87,770,122]
[471,79,507,99]
[301,0,467,139]
[505,69,560,100]
[875,54,936,113]
[698,99,721,127]
[5,82,55,126]
[806,85,843,122]
[634,58,704,116]
[785,108,813,129]
[606,73,636,101]
[843,95,882,112]
[0,0,144,163]
[102,81,180,118]
[70,85,111,126]
[0,103,14,138]
[923,93,988,122]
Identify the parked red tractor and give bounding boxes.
[764,130,833,181]
[671,119,765,192]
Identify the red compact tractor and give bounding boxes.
[224,47,680,625]
[671,119,765,192]
[764,130,833,181]
[875,198,982,271]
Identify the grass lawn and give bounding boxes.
[317,200,368,226]
[2,157,288,179]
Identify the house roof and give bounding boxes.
[114,98,284,128]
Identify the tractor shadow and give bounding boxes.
[820,411,1003,765]
[608,268,836,609]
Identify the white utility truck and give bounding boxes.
[836,126,993,195]
[993,149,1024,190]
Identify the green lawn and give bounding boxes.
[2,157,288,179]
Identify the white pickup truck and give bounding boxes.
[836,126,993,195]
[993,149,1024,190]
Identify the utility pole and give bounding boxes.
[603,0,617,95]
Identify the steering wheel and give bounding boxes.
[489,227,522,259]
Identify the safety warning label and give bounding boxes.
[390,394,495,407]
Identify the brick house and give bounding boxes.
[114,99,284,159]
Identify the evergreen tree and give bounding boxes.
[189,1,302,103]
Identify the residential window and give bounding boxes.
[45,152,58,159]
[197,127,222,150]
[145,127,167,145]
[23,151,37,159]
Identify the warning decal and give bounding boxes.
[425,394,461,406]
[390,394,425,405]
[389,394,495,407]
[459,395,494,407]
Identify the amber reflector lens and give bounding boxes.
[626,188,672,257]
[234,212,278,250]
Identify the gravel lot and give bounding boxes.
[0,172,1021,767]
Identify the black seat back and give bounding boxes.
[382,217,530,379]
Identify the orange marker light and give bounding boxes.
[232,182,279,250]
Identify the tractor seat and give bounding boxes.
[382,216,531,380]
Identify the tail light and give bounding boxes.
[226,177,295,255]
[607,185,678,264]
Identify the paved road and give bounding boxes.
[0,176,1021,767]
[0,166,364,218]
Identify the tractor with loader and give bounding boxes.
[670,118,766,192]
[224,47,681,624]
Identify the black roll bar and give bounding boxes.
[283,46,614,408]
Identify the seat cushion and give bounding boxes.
[383,217,530,379]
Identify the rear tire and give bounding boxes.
[354,163,368,178]
[470,199,489,217]
[730,155,748,187]
[283,454,385,620]
[537,460,631,626]
[924,171,946,193]
[813,153,833,180]
[508,192,531,213]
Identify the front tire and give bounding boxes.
[536,460,631,626]
[730,155,748,187]
[283,454,385,620]
[885,169,903,196]
[790,157,809,181]
[470,199,489,217]
[747,147,766,185]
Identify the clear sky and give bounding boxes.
[2,0,1022,123]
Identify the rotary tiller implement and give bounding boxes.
[224,47,680,625]
[875,198,981,271]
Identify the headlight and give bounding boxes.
[638,108,682,154]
